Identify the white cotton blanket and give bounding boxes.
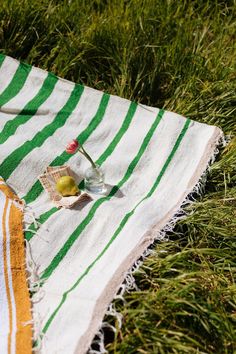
[0,54,223,354]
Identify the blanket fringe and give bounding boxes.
[23,205,47,352]
[88,133,227,354]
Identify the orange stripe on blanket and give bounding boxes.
[2,196,13,354]
[0,184,22,200]
[9,200,32,353]
[1,181,32,353]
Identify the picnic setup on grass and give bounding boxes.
[0,54,224,353]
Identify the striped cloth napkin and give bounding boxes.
[0,54,223,354]
[0,177,32,353]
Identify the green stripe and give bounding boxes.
[24,101,137,241]
[42,118,191,334]
[0,74,58,144]
[0,84,84,181]
[0,61,32,107]
[0,54,5,68]
[23,93,110,205]
[41,109,165,280]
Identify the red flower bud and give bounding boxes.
[66,139,79,154]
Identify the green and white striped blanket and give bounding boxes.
[0,54,223,354]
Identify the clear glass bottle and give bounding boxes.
[84,164,106,194]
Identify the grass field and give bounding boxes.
[0,0,235,353]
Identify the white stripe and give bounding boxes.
[0,191,10,353]
[0,57,19,95]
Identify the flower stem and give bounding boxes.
[79,147,97,169]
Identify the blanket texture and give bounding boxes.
[0,54,223,354]
[0,177,32,353]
